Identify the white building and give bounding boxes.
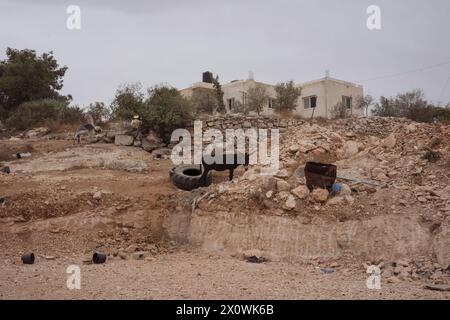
[180,72,364,118]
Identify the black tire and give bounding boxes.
[169,165,212,191]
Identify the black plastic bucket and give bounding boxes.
[21,252,35,264]
[304,162,337,191]
[92,252,107,264]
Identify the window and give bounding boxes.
[342,96,352,109]
[303,96,317,109]
[268,98,273,109]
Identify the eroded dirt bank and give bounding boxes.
[1,117,449,299]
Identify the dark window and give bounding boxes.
[342,96,352,109]
[303,96,317,109]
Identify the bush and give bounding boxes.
[372,89,450,123]
[190,89,217,114]
[6,99,83,130]
[111,84,195,143]
[141,85,195,143]
[330,102,350,119]
[86,101,111,124]
[110,83,145,120]
[433,106,450,124]
[0,48,69,118]
[274,81,301,113]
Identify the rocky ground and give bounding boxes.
[0,117,449,299]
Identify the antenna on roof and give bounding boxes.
[325,70,330,78]
[248,71,254,80]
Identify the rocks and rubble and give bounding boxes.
[177,116,450,269]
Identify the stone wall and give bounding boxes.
[200,115,303,132]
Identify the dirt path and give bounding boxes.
[1,250,449,300]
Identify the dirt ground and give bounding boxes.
[0,138,449,300]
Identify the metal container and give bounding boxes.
[304,162,337,191]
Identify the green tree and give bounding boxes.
[141,85,194,143]
[190,89,217,114]
[372,96,398,117]
[110,83,145,120]
[212,75,226,113]
[330,101,351,119]
[6,99,83,130]
[86,102,111,124]
[274,81,301,113]
[0,48,69,119]
[246,85,269,115]
[372,89,449,123]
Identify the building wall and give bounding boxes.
[293,81,326,118]
[293,78,364,119]
[180,82,214,99]
[324,79,364,118]
[180,76,364,119]
[222,79,276,115]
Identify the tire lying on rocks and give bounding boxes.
[169,165,212,191]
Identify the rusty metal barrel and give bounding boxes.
[304,162,337,191]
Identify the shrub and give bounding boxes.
[86,101,111,124]
[433,106,450,124]
[6,99,83,130]
[110,83,145,120]
[141,85,195,143]
[372,89,450,123]
[330,102,350,119]
[190,89,217,114]
[246,85,269,115]
[274,81,301,113]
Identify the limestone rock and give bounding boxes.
[115,134,134,146]
[284,195,297,210]
[311,188,329,203]
[276,180,291,192]
[291,185,310,200]
[383,134,397,149]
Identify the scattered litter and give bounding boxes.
[21,252,35,264]
[242,249,270,264]
[92,252,107,264]
[330,183,343,196]
[246,256,269,264]
[321,268,335,274]
[15,152,32,159]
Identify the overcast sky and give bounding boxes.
[1,0,449,107]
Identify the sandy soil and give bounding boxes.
[0,140,448,300]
